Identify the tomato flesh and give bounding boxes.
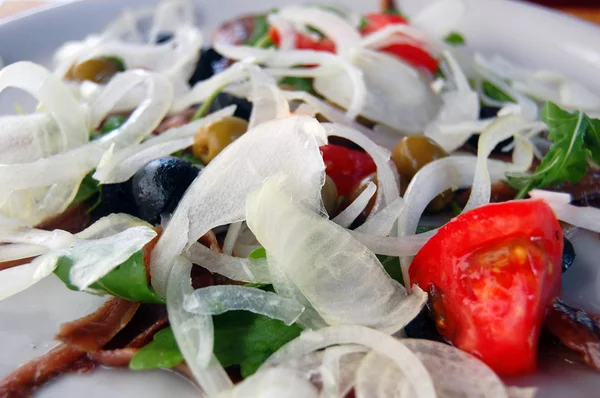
[360,13,439,74]
[409,199,562,375]
[269,27,336,53]
[320,144,376,197]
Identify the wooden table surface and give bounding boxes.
[0,1,599,26]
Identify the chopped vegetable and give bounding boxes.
[100,115,127,134]
[409,199,563,375]
[320,144,376,197]
[192,116,248,164]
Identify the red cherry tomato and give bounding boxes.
[269,27,336,53]
[361,13,439,74]
[320,144,376,197]
[409,199,563,376]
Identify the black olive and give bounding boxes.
[131,157,200,225]
[562,237,576,273]
[156,32,173,44]
[188,48,229,86]
[93,181,135,218]
[209,92,252,121]
[404,305,446,343]
[479,106,501,119]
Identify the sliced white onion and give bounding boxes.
[267,14,297,51]
[355,197,404,236]
[529,190,600,233]
[222,221,243,256]
[506,386,537,398]
[349,229,432,257]
[355,351,410,398]
[217,368,318,398]
[75,213,150,239]
[183,285,304,325]
[0,114,62,164]
[276,6,362,55]
[151,116,328,297]
[247,65,291,129]
[314,49,440,133]
[94,106,236,183]
[360,23,440,57]
[0,252,61,301]
[319,345,368,398]
[402,338,507,398]
[246,176,426,332]
[0,242,48,262]
[332,182,376,228]
[324,123,399,216]
[260,325,436,397]
[185,242,271,284]
[166,256,232,395]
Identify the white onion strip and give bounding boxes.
[166,256,233,394]
[183,285,304,325]
[332,182,376,228]
[185,241,271,284]
[260,325,436,398]
[355,197,404,236]
[529,190,600,233]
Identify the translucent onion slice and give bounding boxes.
[0,114,62,164]
[529,190,600,233]
[0,61,87,149]
[349,230,431,257]
[355,351,410,398]
[166,256,233,395]
[222,221,243,256]
[216,368,318,398]
[68,226,157,290]
[0,242,48,262]
[0,252,61,301]
[183,285,304,325]
[260,325,436,398]
[324,123,399,216]
[246,176,426,332]
[402,338,507,398]
[94,106,235,183]
[276,6,362,55]
[76,213,151,239]
[319,346,368,398]
[267,14,297,51]
[506,386,537,398]
[355,197,404,236]
[247,65,291,129]
[360,23,440,57]
[184,242,271,284]
[314,49,441,133]
[151,116,328,297]
[332,181,376,228]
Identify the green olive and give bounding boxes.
[392,136,452,213]
[344,173,377,225]
[193,116,248,164]
[321,175,339,217]
[391,136,449,179]
[70,57,125,84]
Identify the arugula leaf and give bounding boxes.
[246,15,272,47]
[54,251,164,304]
[101,116,127,134]
[444,32,465,45]
[213,311,302,377]
[247,247,266,260]
[507,102,599,198]
[70,173,100,207]
[482,81,515,103]
[376,255,403,285]
[130,327,183,370]
[279,77,317,95]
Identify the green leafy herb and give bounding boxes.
[105,56,126,72]
[247,247,266,260]
[213,311,302,377]
[376,255,403,285]
[191,84,226,121]
[507,101,600,198]
[384,8,403,16]
[482,81,515,103]
[54,251,164,304]
[172,150,203,165]
[444,32,465,45]
[70,173,100,207]
[130,327,183,370]
[247,15,272,47]
[101,115,127,134]
[278,77,316,95]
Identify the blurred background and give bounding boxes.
[1,0,600,23]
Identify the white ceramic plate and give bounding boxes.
[1,0,599,396]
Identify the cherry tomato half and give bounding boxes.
[269,27,336,53]
[361,13,439,74]
[409,199,563,375]
[320,144,376,197]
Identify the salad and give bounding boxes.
[1,0,600,396]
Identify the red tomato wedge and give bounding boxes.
[409,199,563,375]
[320,144,376,197]
[269,27,336,53]
[360,13,439,74]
